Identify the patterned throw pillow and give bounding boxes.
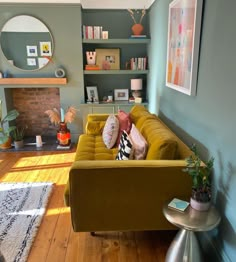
[116,110,132,146]
[102,114,119,149]
[129,124,148,160]
[116,131,133,160]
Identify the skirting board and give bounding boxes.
[199,232,231,262]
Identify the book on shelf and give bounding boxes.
[83,25,103,39]
[130,57,147,70]
[57,144,72,150]
[168,198,190,212]
[85,64,100,70]
[130,35,147,39]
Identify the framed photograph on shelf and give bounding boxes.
[114,89,129,101]
[86,86,99,102]
[166,0,203,96]
[95,48,120,70]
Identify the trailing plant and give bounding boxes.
[183,144,214,203]
[0,109,19,144]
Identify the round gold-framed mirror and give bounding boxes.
[0,15,53,71]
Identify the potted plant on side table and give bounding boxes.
[0,109,19,149]
[183,144,214,211]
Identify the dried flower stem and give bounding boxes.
[128,8,146,24]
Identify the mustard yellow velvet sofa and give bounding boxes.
[64,105,192,232]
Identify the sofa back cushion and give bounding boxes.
[130,105,178,160]
[141,119,178,160]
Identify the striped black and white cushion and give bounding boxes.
[116,130,133,160]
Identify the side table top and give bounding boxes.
[163,201,221,232]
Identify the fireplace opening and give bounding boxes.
[12,88,60,137]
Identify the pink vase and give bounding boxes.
[190,198,211,211]
[131,24,144,35]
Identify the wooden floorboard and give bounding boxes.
[0,151,176,262]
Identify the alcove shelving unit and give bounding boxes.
[0,78,67,85]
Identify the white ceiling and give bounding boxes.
[0,0,155,9]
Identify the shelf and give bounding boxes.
[80,101,148,106]
[84,70,148,75]
[82,38,150,44]
[0,78,67,85]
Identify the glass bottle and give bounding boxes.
[57,122,71,146]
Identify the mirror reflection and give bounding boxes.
[0,15,53,71]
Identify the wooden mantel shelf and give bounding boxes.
[0,78,67,85]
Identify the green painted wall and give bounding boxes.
[1,32,51,70]
[148,0,236,261]
[0,3,84,141]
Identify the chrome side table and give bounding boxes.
[163,202,221,262]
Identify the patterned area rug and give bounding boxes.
[0,182,54,262]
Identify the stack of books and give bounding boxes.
[83,25,103,39]
[130,57,147,70]
[85,65,100,70]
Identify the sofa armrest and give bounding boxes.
[68,160,192,232]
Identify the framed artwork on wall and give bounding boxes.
[114,89,129,101]
[95,48,120,70]
[166,0,203,96]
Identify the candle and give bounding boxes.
[60,108,65,122]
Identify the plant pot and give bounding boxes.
[190,197,211,211]
[14,140,24,149]
[131,23,144,35]
[0,136,12,149]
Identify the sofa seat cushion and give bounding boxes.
[75,134,118,160]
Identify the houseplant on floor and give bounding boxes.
[183,144,214,211]
[0,109,19,149]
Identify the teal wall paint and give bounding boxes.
[149,0,236,261]
[0,3,84,141]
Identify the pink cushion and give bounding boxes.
[102,114,119,149]
[129,124,148,160]
[116,110,132,145]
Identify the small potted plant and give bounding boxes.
[0,109,19,149]
[11,126,27,149]
[183,144,214,211]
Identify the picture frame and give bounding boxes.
[114,89,129,101]
[86,86,99,102]
[166,0,203,96]
[95,48,120,70]
[40,41,52,56]
[26,45,38,57]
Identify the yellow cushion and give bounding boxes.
[75,134,118,160]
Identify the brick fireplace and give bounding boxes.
[12,88,60,136]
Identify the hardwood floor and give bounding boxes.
[0,151,176,262]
